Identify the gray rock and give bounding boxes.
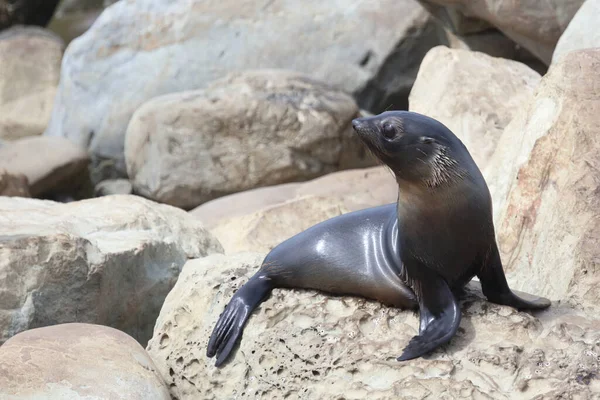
[417,0,585,64]
[0,195,223,345]
[95,178,133,196]
[43,0,435,177]
[125,70,376,209]
[552,0,600,64]
[0,323,170,399]
[0,27,63,141]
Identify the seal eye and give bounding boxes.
[420,136,435,145]
[382,124,396,140]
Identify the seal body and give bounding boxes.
[207,110,551,367]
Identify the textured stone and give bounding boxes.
[0,170,30,197]
[488,48,600,311]
[417,0,585,64]
[125,70,375,209]
[95,178,133,196]
[0,27,63,140]
[191,166,397,229]
[0,323,170,399]
[44,0,434,177]
[0,195,223,345]
[147,253,600,399]
[409,46,541,172]
[552,0,600,64]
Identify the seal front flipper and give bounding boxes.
[207,274,273,367]
[478,245,551,310]
[397,267,460,361]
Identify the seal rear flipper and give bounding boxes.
[397,271,460,361]
[206,275,273,367]
[478,245,551,310]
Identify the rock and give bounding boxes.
[488,48,600,311]
[0,0,61,30]
[417,0,585,64]
[44,0,435,177]
[0,194,223,345]
[552,0,600,64]
[409,46,541,172]
[0,136,91,198]
[0,170,30,197]
[126,70,376,209]
[95,178,133,196]
[0,27,63,140]
[147,253,600,399]
[191,166,397,229]
[211,195,349,254]
[0,323,170,399]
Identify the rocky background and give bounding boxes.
[1,0,600,399]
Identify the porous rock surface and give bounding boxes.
[0,136,90,197]
[552,0,600,64]
[191,166,396,229]
[409,46,541,172]
[126,70,375,209]
[0,323,170,399]
[488,48,600,311]
[147,253,600,399]
[0,195,223,345]
[45,0,432,177]
[417,0,585,64]
[0,27,63,140]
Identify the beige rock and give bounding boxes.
[0,323,170,399]
[126,70,376,209]
[488,48,600,311]
[0,169,30,197]
[552,0,600,64]
[147,253,600,400]
[0,136,90,197]
[0,194,223,345]
[0,27,63,140]
[191,166,396,229]
[409,46,541,173]
[417,0,585,64]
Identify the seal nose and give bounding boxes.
[352,118,364,131]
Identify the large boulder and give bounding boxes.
[0,27,63,140]
[417,0,585,64]
[0,195,223,345]
[552,0,600,64]
[488,48,600,310]
[191,166,397,229]
[43,0,436,178]
[0,136,90,198]
[125,70,376,209]
[0,323,170,399]
[147,253,600,399]
[409,46,541,172]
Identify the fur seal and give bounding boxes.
[207,110,550,366]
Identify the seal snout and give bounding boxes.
[351,118,367,132]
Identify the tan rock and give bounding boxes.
[0,27,63,140]
[147,253,600,399]
[418,0,585,64]
[0,136,90,197]
[552,0,600,64]
[191,166,397,229]
[0,169,30,197]
[126,70,376,209]
[488,48,600,310]
[409,46,541,172]
[0,323,170,399]
[0,195,223,345]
